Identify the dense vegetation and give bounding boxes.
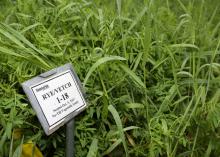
[0,0,220,156]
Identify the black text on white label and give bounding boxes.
[31,71,86,126]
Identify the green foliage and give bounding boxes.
[0,0,220,156]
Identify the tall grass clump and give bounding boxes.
[0,0,220,156]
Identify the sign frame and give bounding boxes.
[22,63,87,135]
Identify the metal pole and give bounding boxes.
[66,119,75,157]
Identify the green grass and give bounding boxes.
[0,0,220,156]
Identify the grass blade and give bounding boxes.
[87,138,98,157]
[108,105,128,157]
[102,138,122,156]
[0,23,46,57]
[169,43,199,50]
[83,56,126,86]
[116,0,121,15]
[125,103,144,109]
[119,63,146,89]
[12,136,24,157]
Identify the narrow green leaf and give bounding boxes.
[119,64,146,89]
[177,71,193,78]
[83,56,126,86]
[102,138,122,156]
[128,7,148,32]
[0,26,25,49]
[125,103,144,109]
[21,22,42,33]
[0,46,26,58]
[204,140,212,157]
[116,0,121,15]
[169,43,199,50]
[108,105,128,157]
[87,138,98,157]
[111,126,139,137]
[12,136,24,157]
[1,23,46,57]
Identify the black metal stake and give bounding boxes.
[66,119,75,157]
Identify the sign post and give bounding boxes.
[66,119,75,157]
[22,63,87,156]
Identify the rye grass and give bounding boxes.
[0,0,220,156]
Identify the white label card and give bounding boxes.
[31,70,86,127]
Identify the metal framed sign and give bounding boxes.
[22,63,87,135]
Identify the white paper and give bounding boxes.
[31,70,86,126]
